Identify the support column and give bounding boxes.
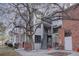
[51,22,55,48]
[41,24,48,49]
[51,25,54,48]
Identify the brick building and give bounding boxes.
[5,3,72,50]
[58,4,79,51]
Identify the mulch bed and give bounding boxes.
[48,52,71,56]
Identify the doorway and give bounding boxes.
[47,35,52,48]
[64,30,72,50]
[35,35,41,50]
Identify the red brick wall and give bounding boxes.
[58,27,64,47]
[59,20,79,51]
[58,5,79,51]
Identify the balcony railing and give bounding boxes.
[52,20,62,28]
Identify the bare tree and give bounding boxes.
[8,3,69,48]
[4,3,73,49]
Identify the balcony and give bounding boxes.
[52,20,62,28]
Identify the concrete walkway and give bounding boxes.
[15,48,50,56]
[68,51,79,56]
[15,48,79,56]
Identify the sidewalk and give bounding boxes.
[15,48,79,56]
[68,51,79,56]
[15,48,49,56]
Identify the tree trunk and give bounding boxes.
[41,26,48,49]
[28,35,34,50]
[41,33,48,49]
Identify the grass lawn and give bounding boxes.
[0,45,20,56]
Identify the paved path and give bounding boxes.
[68,52,79,56]
[15,48,49,56]
[15,48,79,56]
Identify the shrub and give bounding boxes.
[5,42,7,45]
[14,43,19,49]
[24,42,32,50]
[75,48,79,52]
[7,43,13,47]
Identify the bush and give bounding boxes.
[5,42,7,45]
[14,43,19,49]
[7,43,13,47]
[24,43,32,50]
[75,48,79,52]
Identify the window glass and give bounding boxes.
[35,35,41,43]
[53,28,58,33]
[64,30,71,37]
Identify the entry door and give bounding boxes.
[35,35,41,50]
[47,35,52,48]
[64,36,72,50]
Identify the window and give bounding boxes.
[53,28,58,33]
[35,35,41,43]
[64,30,71,37]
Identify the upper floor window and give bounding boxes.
[53,28,58,33]
[64,30,72,37]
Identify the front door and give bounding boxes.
[64,30,72,50]
[35,35,41,50]
[47,35,52,48]
[64,36,72,50]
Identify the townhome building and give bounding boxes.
[6,3,73,50]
